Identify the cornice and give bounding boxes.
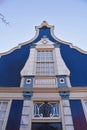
[0,87,87,93]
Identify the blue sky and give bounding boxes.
[0,0,87,53]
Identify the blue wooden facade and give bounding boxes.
[0,21,87,130]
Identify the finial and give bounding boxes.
[35,21,54,29]
[41,21,48,28]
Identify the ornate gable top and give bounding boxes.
[35,21,54,29]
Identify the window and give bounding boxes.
[0,101,8,129]
[36,50,55,76]
[34,102,59,118]
[85,102,87,108]
[37,50,53,62]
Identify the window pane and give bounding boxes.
[0,111,6,120]
[36,50,55,75]
[0,121,3,129]
[85,102,87,108]
[36,63,55,75]
[1,102,8,111]
[37,51,53,62]
[0,102,8,129]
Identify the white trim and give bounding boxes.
[0,26,39,58]
[55,48,70,76]
[66,76,72,88]
[0,100,12,130]
[50,25,87,54]
[20,77,25,87]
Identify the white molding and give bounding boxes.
[0,87,87,93]
[35,37,54,49]
[66,77,72,88]
[20,77,25,87]
[0,25,39,58]
[50,25,87,54]
[0,21,87,58]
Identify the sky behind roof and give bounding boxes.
[0,0,87,53]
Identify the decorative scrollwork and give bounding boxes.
[34,102,59,118]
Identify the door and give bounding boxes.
[32,123,62,130]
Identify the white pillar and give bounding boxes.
[20,100,33,130]
[59,91,74,130]
[62,100,74,130]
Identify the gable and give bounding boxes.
[0,21,87,87]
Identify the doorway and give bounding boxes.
[32,122,62,130]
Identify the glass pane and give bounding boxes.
[1,102,7,111]
[36,63,54,75]
[37,51,53,62]
[0,101,8,128]
[0,121,3,129]
[36,50,55,75]
[85,102,87,108]
[0,111,6,120]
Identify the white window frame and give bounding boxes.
[0,100,11,130]
[35,49,55,76]
[82,100,87,122]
